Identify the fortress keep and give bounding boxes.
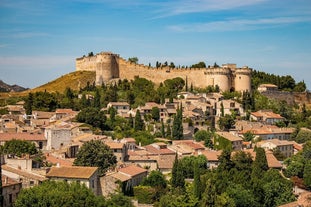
[76,51,252,92]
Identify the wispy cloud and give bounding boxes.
[152,0,267,18]
[168,16,311,32]
[0,56,74,67]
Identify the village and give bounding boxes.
[1,81,311,207]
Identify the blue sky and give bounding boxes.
[0,0,311,89]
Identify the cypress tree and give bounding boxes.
[134,109,144,131]
[171,154,184,189]
[303,161,311,189]
[172,105,183,140]
[193,160,201,199]
[25,92,33,115]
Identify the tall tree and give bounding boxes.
[303,161,311,189]
[25,92,33,115]
[171,154,185,188]
[151,107,160,121]
[73,140,117,176]
[172,105,183,140]
[193,160,201,199]
[134,109,144,131]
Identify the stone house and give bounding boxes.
[105,141,127,162]
[46,166,100,195]
[216,100,244,117]
[214,131,243,151]
[2,164,47,188]
[256,139,294,158]
[100,165,147,196]
[106,102,130,115]
[2,175,22,207]
[250,110,285,125]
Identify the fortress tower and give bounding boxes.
[95,52,119,85]
[76,51,252,92]
[234,66,252,92]
[206,67,232,91]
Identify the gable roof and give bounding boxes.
[118,165,147,177]
[2,165,46,181]
[0,132,46,141]
[46,166,98,179]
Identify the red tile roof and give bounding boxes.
[2,175,22,187]
[46,166,98,179]
[145,145,175,155]
[118,165,147,177]
[45,153,73,167]
[0,132,46,141]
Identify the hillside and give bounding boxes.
[0,71,95,98]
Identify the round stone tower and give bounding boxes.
[206,68,231,92]
[96,52,119,85]
[234,66,252,92]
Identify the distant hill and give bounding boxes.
[24,71,96,94]
[0,80,28,92]
[0,71,96,98]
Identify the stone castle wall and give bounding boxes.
[76,52,252,92]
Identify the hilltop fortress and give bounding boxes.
[76,51,252,92]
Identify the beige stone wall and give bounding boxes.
[76,52,252,92]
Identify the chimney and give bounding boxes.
[56,163,60,167]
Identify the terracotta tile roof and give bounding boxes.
[145,145,175,155]
[251,110,284,119]
[257,139,294,147]
[46,166,98,179]
[2,165,46,181]
[45,153,73,167]
[0,132,46,141]
[156,155,175,169]
[4,122,17,129]
[110,172,130,182]
[55,109,76,114]
[118,165,147,177]
[200,150,222,162]
[2,175,22,187]
[128,155,158,161]
[216,132,243,142]
[32,111,54,119]
[266,151,282,169]
[105,142,124,149]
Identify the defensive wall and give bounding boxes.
[76,51,252,92]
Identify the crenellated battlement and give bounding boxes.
[75,51,252,92]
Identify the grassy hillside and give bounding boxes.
[0,71,95,98]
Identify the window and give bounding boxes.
[92,180,95,188]
[39,141,43,149]
[30,181,34,186]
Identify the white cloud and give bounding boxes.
[167,16,311,32]
[0,56,74,67]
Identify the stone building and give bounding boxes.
[76,52,252,92]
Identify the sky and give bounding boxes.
[0,0,311,89]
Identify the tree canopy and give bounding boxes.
[73,140,117,176]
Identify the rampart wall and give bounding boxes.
[76,52,252,92]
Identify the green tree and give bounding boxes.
[141,170,167,189]
[172,106,183,140]
[25,92,33,115]
[243,131,255,142]
[76,107,108,131]
[3,139,38,157]
[151,107,160,121]
[134,110,144,131]
[73,140,117,176]
[252,147,268,180]
[303,161,311,189]
[194,130,213,148]
[14,181,105,207]
[191,61,206,68]
[218,114,235,131]
[105,193,134,207]
[128,57,138,64]
[171,154,185,189]
[193,160,201,199]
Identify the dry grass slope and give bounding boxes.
[0,71,95,98]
